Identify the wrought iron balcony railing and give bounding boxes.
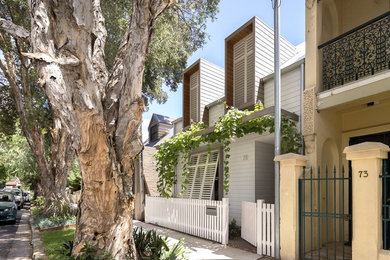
[319,11,390,90]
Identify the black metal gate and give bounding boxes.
[299,166,351,260]
[381,159,390,249]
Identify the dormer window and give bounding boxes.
[149,125,158,142]
[225,17,296,109]
[189,71,199,122]
[146,114,173,144]
[233,32,254,107]
[183,59,224,128]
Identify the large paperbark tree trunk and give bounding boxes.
[0,35,73,215]
[27,0,174,258]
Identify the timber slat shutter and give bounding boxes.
[233,32,254,107]
[183,150,219,200]
[190,71,199,122]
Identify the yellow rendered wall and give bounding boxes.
[321,0,390,43]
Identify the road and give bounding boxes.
[0,206,32,260]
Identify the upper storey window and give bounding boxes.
[233,33,254,107]
[190,71,199,123]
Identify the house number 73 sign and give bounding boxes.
[359,170,368,178]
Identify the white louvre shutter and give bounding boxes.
[183,154,199,199]
[200,150,219,200]
[190,71,199,122]
[234,38,246,107]
[182,150,219,200]
[233,32,254,107]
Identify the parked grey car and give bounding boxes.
[22,190,30,202]
[0,191,17,224]
[3,188,24,209]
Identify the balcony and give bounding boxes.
[319,11,390,91]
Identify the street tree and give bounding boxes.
[1,0,219,258]
[0,0,74,215]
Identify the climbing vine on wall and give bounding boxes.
[154,103,302,198]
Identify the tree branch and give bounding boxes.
[0,18,29,39]
[22,51,80,66]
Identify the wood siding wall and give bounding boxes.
[209,103,225,126]
[255,142,275,203]
[176,133,275,225]
[254,18,296,100]
[183,60,224,128]
[264,68,301,116]
[173,119,183,136]
[149,123,172,142]
[225,17,296,108]
[225,132,276,224]
[199,60,225,122]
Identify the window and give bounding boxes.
[183,150,219,200]
[149,125,158,142]
[189,71,199,122]
[233,33,254,107]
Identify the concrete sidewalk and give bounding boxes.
[133,220,268,260]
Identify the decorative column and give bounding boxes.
[344,142,390,260]
[274,153,308,260]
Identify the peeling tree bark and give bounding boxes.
[26,0,175,258]
[0,16,74,215]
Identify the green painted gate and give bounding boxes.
[381,159,390,249]
[299,166,351,260]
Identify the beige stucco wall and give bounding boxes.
[344,143,390,260]
[304,0,390,257]
[320,0,390,43]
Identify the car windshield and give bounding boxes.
[3,189,20,196]
[13,191,20,196]
[0,193,14,202]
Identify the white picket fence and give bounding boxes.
[241,200,275,257]
[145,196,229,244]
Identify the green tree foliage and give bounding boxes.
[0,75,17,136]
[67,160,81,192]
[0,0,52,143]
[154,103,302,197]
[102,0,220,105]
[0,123,39,189]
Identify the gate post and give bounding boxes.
[275,153,307,260]
[344,142,390,260]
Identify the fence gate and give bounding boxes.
[299,166,351,260]
[381,159,390,250]
[241,200,275,257]
[241,201,257,246]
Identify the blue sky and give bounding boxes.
[142,0,305,140]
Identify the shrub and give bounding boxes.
[34,215,76,229]
[57,239,74,257]
[32,206,42,216]
[133,227,187,260]
[57,240,112,260]
[229,218,241,239]
[34,196,45,207]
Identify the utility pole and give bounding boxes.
[273,0,281,259]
